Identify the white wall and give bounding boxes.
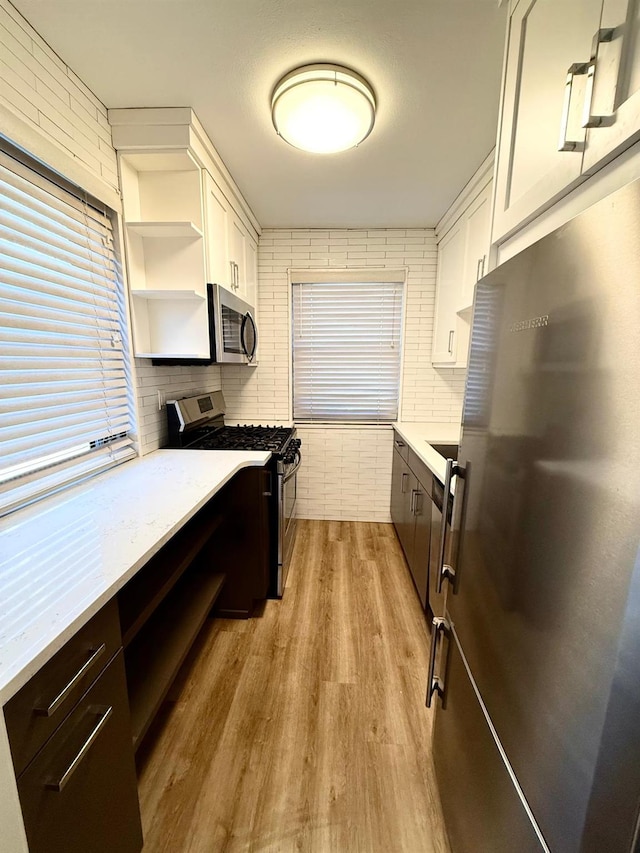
[0,0,223,456]
[221,229,466,522]
[0,0,116,192]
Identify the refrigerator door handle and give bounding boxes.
[426,616,451,708]
[440,460,467,595]
[437,459,466,593]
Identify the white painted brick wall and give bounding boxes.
[0,0,117,188]
[0,0,222,456]
[135,361,222,454]
[221,228,466,522]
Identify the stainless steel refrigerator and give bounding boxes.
[428,177,640,853]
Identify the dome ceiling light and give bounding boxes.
[271,64,376,154]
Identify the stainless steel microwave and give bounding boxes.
[209,283,257,364]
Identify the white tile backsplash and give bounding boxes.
[134,361,222,454]
[221,228,466,522]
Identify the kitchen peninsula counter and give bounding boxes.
[0,449,271,853]
[0,449,270,706]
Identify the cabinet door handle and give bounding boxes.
[410,488,419,514]
[476,257,483,282]
[395,439,406,449]
[230,260,235,287]
[582,28,615,128]
[426,617,450,708]
[448,330,455,354]
[34,644,106,717]
[401,471,409,494]
[481,254,486,277]
[45,705,113,792]
[558,62,589,151]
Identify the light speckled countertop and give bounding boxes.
[0,449,270,705]
[392,421,461,486]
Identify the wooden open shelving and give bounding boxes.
[126,567,225,750]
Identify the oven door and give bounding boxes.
[277,448,301,597]
[209,283,257,364]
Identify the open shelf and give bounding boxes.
[119,512,225,648]
[134,352,205,359]
[126,221,202,239]
[130,289,204,301]
[125,568,226,751]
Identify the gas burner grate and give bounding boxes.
[188,424,293,454]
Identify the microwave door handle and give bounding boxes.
[241,312,257,362]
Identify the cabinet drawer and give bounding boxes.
[5,599,122,777]
[17,650,142,853]
[407,448,433,497]
[393,431,410,462]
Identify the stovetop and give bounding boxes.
[185,424,294,454]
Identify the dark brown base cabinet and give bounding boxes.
[17,652,143,853]
[390,436,432,610]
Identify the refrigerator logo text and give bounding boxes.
[509,314,549,333]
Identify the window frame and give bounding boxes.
[289,268,408,425]
[0,135,138,517]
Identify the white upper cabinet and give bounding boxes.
[203,170,231,288]
[432,223,467,365]
[119,150,210,359]
[228,212,247,295]
[459,182,492,312]
[110,108,261,360]
[432,154,493,368]
[494,0,640,245]
[244,235,258,310]
[204,171,259,303]
[493,0,603,242]
[583,0,640,172]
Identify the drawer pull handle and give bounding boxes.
[46,705,113,792]
[35,644,107,718]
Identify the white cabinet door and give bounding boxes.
[493,0,603,242]
[432,223,466,365]
[203,171,231,287]
[228,213,247,296]
[583,0,640,172]
[459,182,492,311]
[245,236,258,309]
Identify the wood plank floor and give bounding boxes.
[136,520,451,853]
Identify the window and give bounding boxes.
[291,273,404,423]
[0,139,136,517]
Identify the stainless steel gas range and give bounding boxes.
[166,392,301,597]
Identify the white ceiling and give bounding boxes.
[12,0,507,229]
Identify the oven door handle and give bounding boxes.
[283,449,302,483]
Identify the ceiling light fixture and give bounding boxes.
[271,64,376,154]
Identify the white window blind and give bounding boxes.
[292,279,404,422]
[0,141,136,517]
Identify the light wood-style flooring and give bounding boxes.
[137,520,450,853]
